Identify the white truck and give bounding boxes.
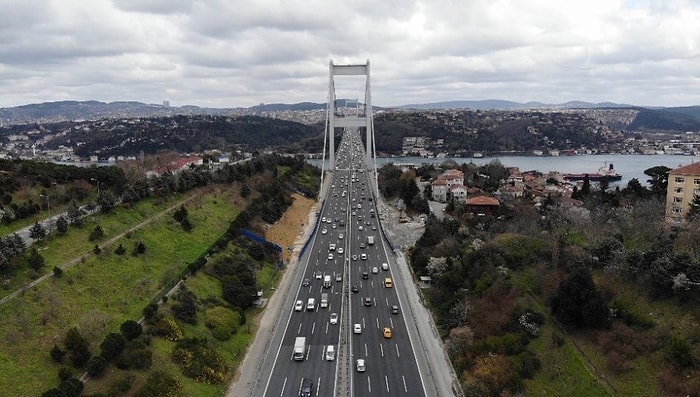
[321,293,329,308]
[367,235,374,245]
[293,337,306,361]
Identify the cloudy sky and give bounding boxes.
[1,0,698,108]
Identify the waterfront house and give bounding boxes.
[665,162,700,222]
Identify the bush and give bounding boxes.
[667,336,695,368]
[50,344,66,363]
[100,332,125,360]
[88,225,104,242]
[172,338,227,384]
[114,244,126,255]
[135,371,181,397]
[53,266,63,277]
[116,348,152,370]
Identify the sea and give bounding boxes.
[308,154,699,188]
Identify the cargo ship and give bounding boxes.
[563,163,622,182]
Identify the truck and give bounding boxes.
[293,337,306,361]
[320,293,329,308]
[367,235,374,245]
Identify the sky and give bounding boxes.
[0,0,699,109]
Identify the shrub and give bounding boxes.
[135,371,181,397]
[114,244,126,255]
[53,266,63,277]
[116,348,153,370]
[172,338,227,384]
[100,332,125,360]
[667,336,695,368]
[50,344,66,363]
[88,225,104,242]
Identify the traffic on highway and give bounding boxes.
[261,130,426,397]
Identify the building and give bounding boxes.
[431,168,465,202]
[466,196,500,216]
[665,162,700,222]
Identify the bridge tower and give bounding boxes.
[323,60,377,188]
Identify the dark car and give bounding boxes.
[352,285,359,293]
[364,297,373,307]
[302,278,310,287]
[391,305,399,314]
[362,272,369,279]
[300,377,313,397]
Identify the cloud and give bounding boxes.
[0,0,699,108]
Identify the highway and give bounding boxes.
[260,130,427,397]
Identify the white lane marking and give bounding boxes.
[402,376,408,392]
[396,344,401,358]
[385,375,390,393]
[311,322,316,335]
[297,323,302,334]
[380,343,384,357]
[280,377,288,396]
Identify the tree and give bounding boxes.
[86,355,108,377]
[100,332,126,360]
[644,165,671,197]
[55,216,68,235]
[120,320,143,341]
[27,247,46,271]
[97,189,118,213]
[172,289,198,325]
[30,221,47,240]
[64,327,91,368]
[114,244,126,255]
[550,267,609,329]
[687,193,700,220]
[240,183,251,198]
[88,225,104,241]
[50,344,66,363]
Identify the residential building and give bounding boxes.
[665,162,700,222]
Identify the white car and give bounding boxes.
[358,225,364,231]
[356,358,366,372]
[337,247,344,254]
[361,253,367,260]
[330,313,338,324]
[372,266,378,273]
[329,243,336,251]
[328,253,334,260]
[338,233,344,239]
[353,323,362,334]
[321,228,327,235]
[294,300,304,311]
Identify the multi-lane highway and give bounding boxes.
[257,130,427,397]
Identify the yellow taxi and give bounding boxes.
[383,327,392,338]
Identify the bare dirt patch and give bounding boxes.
[264,193,316,264]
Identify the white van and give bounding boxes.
[323,275,332,289]
[325,345,335,361]
[306,298,316,311]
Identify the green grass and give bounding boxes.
[524,324,613,397]
[0,188,241,396]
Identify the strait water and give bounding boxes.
[309,154,699,188]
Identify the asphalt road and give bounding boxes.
[230,130,460,397]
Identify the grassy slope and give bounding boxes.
[0,186,238,396]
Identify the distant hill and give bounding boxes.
[2,99,700,133]
[398,99,634,110]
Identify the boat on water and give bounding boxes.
[563,163,622,182]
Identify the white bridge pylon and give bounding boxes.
[322,60,377,180]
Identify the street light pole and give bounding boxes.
[91,178,101,195]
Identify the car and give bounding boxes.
[337,247,344,254]
[356,359,366,372]
[351,285,359,293]
[372,266,378,273]
[300,377,313,397]
[391,305,399,314]
[329,243,336,251]
[335,274,342,282]
[338,233,344,239]
[328,253,334,260]
[364,297,372,307]
[359,243,366,249]
[332,223,337,229]
[327,218,332,224]
[383,327,393,338]
[329,312,338,324]
[353,323,362,334]
[362,272,369,279]
[321,217,327,223]
[357,253,365,260]
[302,278,310,287]
[315,271,323,280]
[358,225,364,231]
[352,255,358,261]
[321,228,327,235]
[381,262,389,271]
[294,300,304,311]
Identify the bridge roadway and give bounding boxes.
[257,132,428,397]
